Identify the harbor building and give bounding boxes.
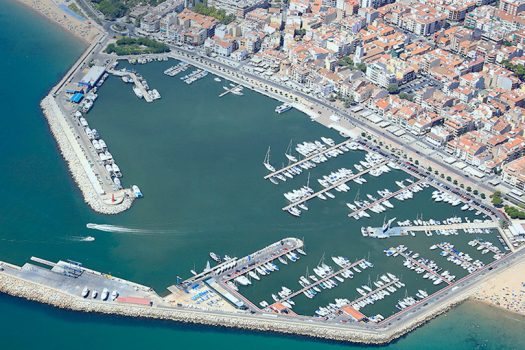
[79,66,106,91]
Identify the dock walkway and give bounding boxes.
[108,69,153,102]
[219,84,242,97]
[264,139,354,180]
[398,221,499,232]
[272,259,366,305]
[348,277,400,307]
[282,161,387,211]
[435,244,480,271]
[348,180,423,218]
[394,248,452,286]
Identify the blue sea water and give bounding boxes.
[1,0,525,349]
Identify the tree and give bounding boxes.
[460,183,465,189]
[491,191,503,207]
[466,186,472,192]
[480,193,486,199]
[356,62,367,72]
[453,179,458,185]
[446,176,452,181]
[361,132,366,137]
[338,56,354,67]
[440,174,445,179]
[473,189,479,195]
[427,166,432,172]
[399,92,414,101]
[415,160,419,165]
[387,84,398,94]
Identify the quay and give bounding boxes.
[398,221,499,233]
[348,180,423,218]
[264,138,354,180]
[282,160,388,211]
[272,259,366,305]
[169,238,303,287]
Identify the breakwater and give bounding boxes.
[40,96,133,214]
[0,265,470,345]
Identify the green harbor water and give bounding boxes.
[2,0,525,348]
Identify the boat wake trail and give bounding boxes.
[69,236,95,242]
[86,223,177,235]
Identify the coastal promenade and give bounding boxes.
[163,46,496,203]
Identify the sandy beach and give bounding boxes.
[474,255,525,315]
[13,0,101,43]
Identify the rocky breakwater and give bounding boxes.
[40,95,133,214]
[0,267,472,345]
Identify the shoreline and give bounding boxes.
[0,265,470,345]
[11,0,102,44]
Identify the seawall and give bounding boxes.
[0,267,469,345]
[41,96,133,214]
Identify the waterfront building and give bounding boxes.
[502,156,525,190]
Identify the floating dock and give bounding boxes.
[265,139,355,180]
[348,180,423,218]
[282,160,387,211]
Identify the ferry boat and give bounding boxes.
[275,103,292,114]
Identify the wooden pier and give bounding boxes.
[271,259,366,305]
[282,161,387,211]
[264,139,355,180]
[348,180,423,218]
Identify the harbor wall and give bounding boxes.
[0,268,469,345]
[40,96,133,214]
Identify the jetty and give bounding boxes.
[271,259,366,305]
[108,69,153,102]
[348,180,423,218]
[219,84,243,97]
[393,248,453,286]
[282,160,387,211]
[265,139,354,180]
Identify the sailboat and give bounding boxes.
[263,146,276,172]
[285,139,297,162]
